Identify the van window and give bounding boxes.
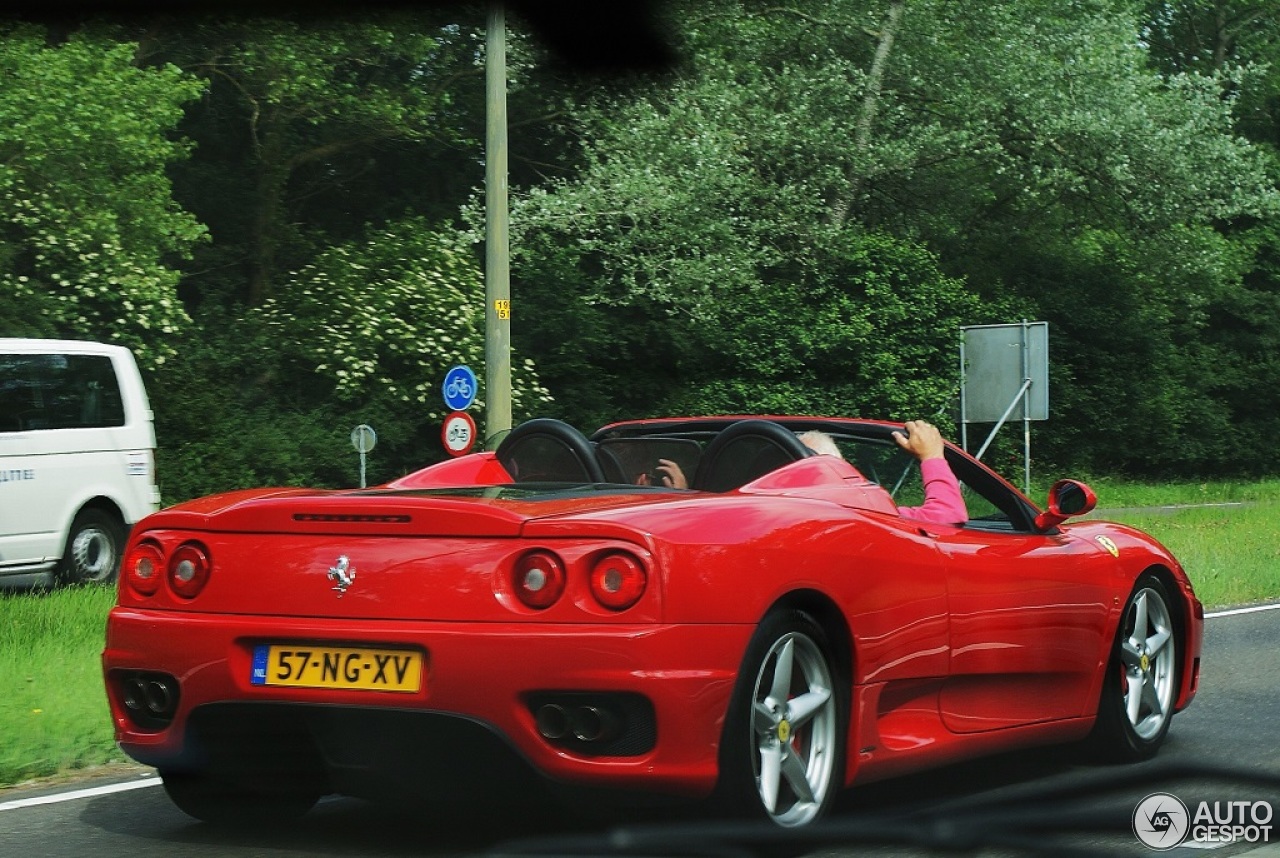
[0,354,126,432]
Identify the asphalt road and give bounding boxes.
[3,605,1278,858]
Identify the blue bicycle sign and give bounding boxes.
[445,375,472,401]
[442,365,478,411]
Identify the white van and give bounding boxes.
[0,339,160,587]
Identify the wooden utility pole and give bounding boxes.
[484,2,513,444]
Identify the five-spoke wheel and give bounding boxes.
[719,610,844,827]
[1089,574,1180,760]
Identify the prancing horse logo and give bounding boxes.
[327,555,356,597]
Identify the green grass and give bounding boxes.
[1101,501,1280,610]
[0,586,122,786]
[2,477,1278,788]
[1035,475,1280,508]
[1057,475,1280,610]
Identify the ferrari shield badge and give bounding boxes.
[1095,535,1120,558]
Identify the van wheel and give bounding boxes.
[58,509,123,586]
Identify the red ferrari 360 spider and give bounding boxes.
[102,416,1203,828]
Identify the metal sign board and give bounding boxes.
[350,423,378,454]
[350,423,377,488]
[961,322,1049,423]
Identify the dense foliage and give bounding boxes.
[4,1,1280,500]
[0,24,205,364]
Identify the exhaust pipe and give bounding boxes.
[570,705,619,743]
[143,678,175,716]
[118,672,179,723]
[535,703,570,740]
[121,676,147,712]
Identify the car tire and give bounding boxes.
[56,508,124,586]
[715,609,846,828]
[1088,574,1179,762]
[160,768,321,825]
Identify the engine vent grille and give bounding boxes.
[292,513,412,523]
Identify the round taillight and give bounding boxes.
[513,551,566,609]
[168,542,211,599]
[589,552,646,611]
[124,541,164,596]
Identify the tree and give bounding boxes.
[253,219,552,441]
[507,0,1280,475]
[1142,1,1278,78]
[0,23,206,363]
[148,218,554,502]
[1135,1,1280,473]
[141,10,490,307]
[669,231,988,422]
[887,1,1278,473]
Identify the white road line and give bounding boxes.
[0,775,159,812]
[1205,602,1280,619]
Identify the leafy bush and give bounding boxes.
[148,221,554,504]
[254,219,551,421]
[0,26,206,365]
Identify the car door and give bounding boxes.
[0,354,57,571]
[925,455,1117,732]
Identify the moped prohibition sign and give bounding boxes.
[442,410,477,457]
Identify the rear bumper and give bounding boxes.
[103,608,753,797]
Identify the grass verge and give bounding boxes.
[1064,475,1280,609]
[0,585,121,787]
[1102,501,1280,609]
[1036,475,1280,508]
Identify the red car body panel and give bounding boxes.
[105,609,748,794]
[103,416,1203,808]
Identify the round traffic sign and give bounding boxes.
[441,411,477,457]
[350,423,377,454]
[442,365,478,411]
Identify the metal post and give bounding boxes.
[959,332,968,452]
[972,378,1032,462]
[484,2,513,443]
[1021,319,1032,496]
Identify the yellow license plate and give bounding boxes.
[251,644,422,693]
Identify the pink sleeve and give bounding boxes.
[896,457,968,526]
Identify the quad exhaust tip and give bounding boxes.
[535,702,620,743]
[119,672,180,725]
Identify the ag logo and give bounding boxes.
[1134,792,1190,850]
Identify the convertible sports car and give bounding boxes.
[102,416,1203,828]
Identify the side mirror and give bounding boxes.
[1034,479,1097,531]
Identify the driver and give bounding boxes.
[803,421,968,526]
[640,458,688,489]
[887,420,968,525]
